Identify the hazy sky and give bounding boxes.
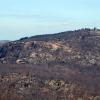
[0,0,100,40]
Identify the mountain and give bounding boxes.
[0,28,100,99]
[0,28,100,67]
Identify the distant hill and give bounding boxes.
[0,40,10,46]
